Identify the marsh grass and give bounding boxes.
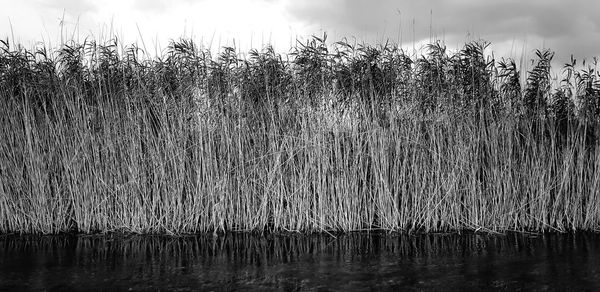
[1,35,600,234]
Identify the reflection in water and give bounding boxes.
[1,232,600,291]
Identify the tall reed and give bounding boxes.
[1,36,600,234]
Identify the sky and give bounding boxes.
[1,0,599,71]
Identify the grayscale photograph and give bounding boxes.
[1,0,600,290]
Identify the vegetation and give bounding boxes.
[1,34,600,235]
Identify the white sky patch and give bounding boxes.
[100,0,307,53]
[1,0,308,56]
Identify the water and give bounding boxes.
[1,232,600,291]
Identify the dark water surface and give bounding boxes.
[1,232,600,291]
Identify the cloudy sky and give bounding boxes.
[2,0,599,68]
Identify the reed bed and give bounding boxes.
[1,35,600,234]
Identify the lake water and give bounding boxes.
[1,232,600,291]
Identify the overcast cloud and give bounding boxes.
[284,0,597,39]
[283,0,600,65]
[1,0,598,68]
